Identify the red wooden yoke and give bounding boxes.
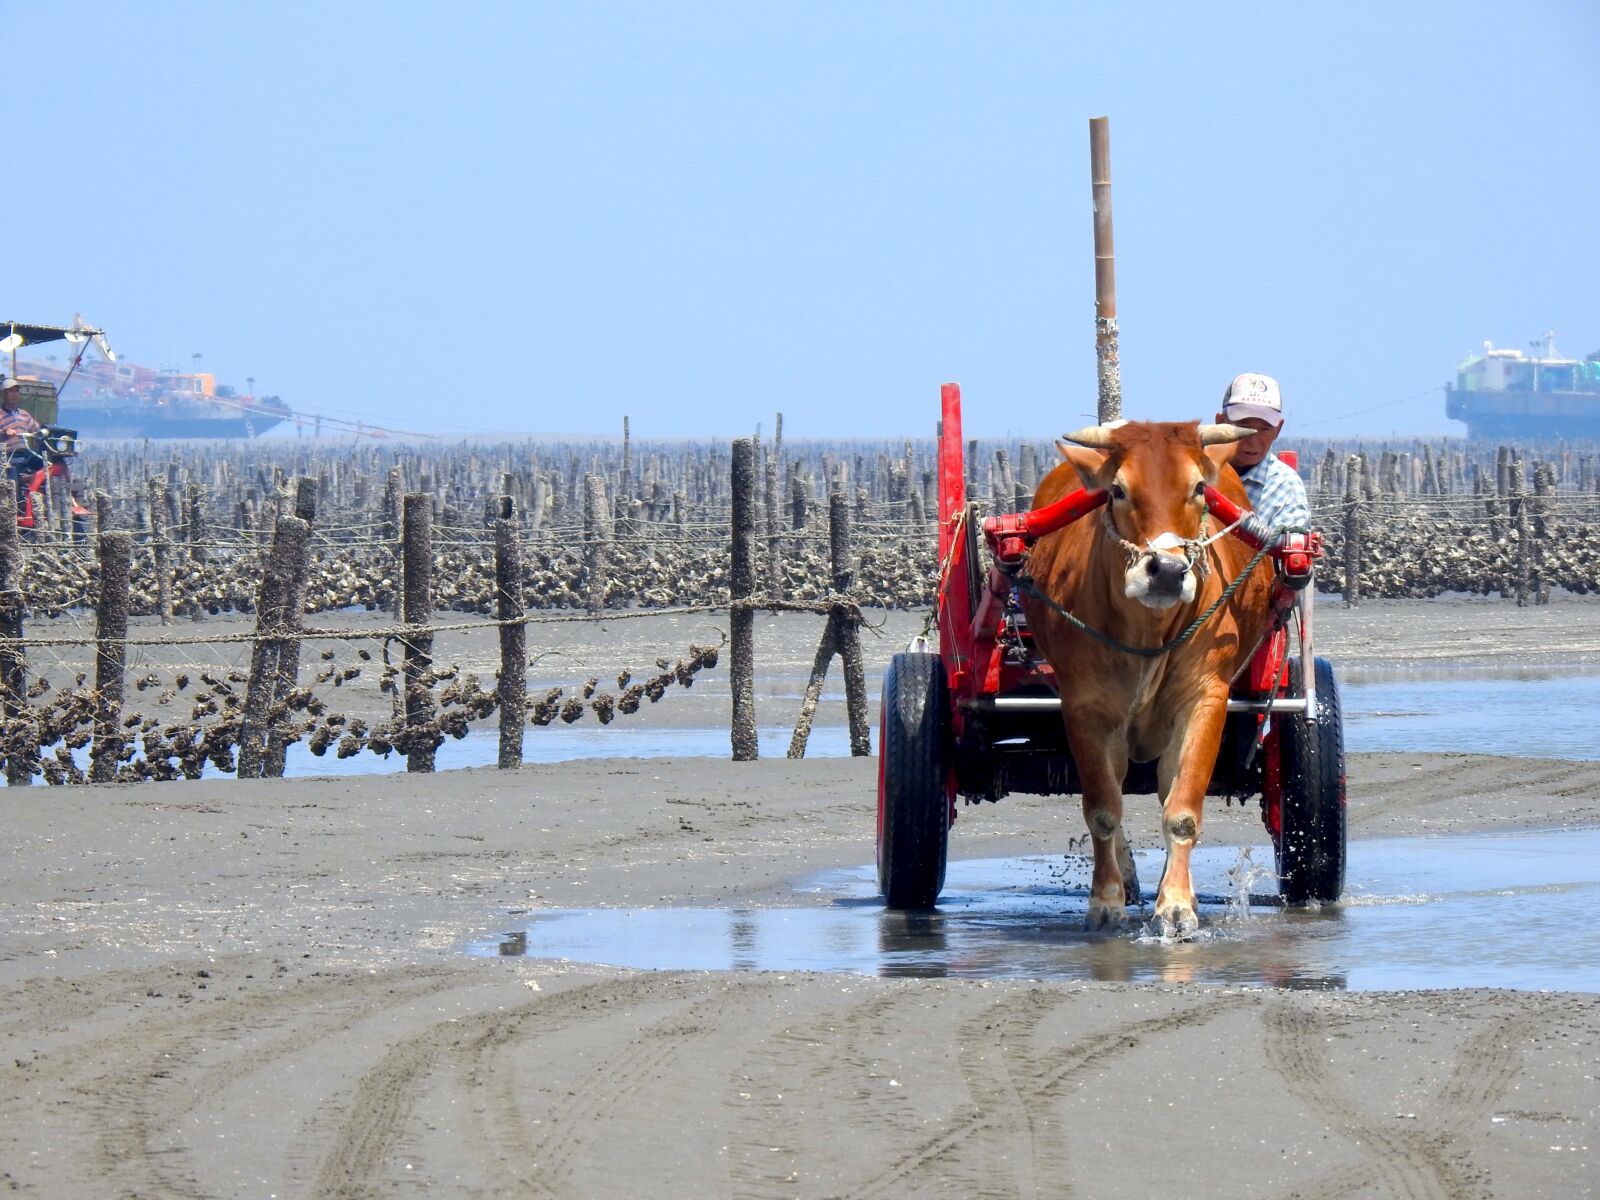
[933,385,1322,728]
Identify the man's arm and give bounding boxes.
[1258,459,1312,530]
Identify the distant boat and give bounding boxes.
[3,319,289,439]
[1445,332,1600,441]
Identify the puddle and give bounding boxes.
[472,829,1600,992]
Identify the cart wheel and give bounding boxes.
[877,652,952,910]
[1275,656,1347,905]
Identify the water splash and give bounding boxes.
[1224,846,1274,921]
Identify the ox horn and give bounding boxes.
[1198,423,1258,446]
[1059,418,1128,448]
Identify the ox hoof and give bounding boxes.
[1084,900,1126,932]
[1154,904,1200,940]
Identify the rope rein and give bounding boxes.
[1015,533,1281,661]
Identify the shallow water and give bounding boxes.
[472,828,1600,992]
[38,668,1592,782]
[268,669,1596,776]
[1342,672,1600,760]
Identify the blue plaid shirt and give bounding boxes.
[1237,452,1311,531]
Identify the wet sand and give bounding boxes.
[3,598,1599,1198]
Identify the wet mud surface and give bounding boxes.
[3,599,1600,1197]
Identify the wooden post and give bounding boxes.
[236,516,300,778]
[148,478,173,625]
[263,504,315,777]
[787,619,838,759]
[494,496,525,769]
[764,453,782,602]
[789,471,807,531]
[730,438,758,761]
[386,464,404,619]
[89,532,132,783]
[0,487,29,785]
[1532,462,1553,606]
[402,494,438,772]
[1089,115,1122,423]
[1342,455,1362,607]
[620,415,634,506]
[583,473,610,615]
[830,492,872,756]
[1513,453,1532,608]
[530,473,549,534]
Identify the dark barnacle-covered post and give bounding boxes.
[402,493,439,772]
[263,482,316,777]
[830,492,872,755]
[237,514,302,778]
[729,438,758,761]
[89,531,132,783]
[1342,455,1362,607]
[494,495,526,769]
[0,486,31,785]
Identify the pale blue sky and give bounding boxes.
[6,1,1597,439]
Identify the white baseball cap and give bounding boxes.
[1222,372,1284,426]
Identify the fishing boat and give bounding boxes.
[1445,332,1600,441]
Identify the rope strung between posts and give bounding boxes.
[0,595,860,650]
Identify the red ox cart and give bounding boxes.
[876,384,1347,913]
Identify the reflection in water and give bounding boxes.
[728,911,759,971]
[877,912,950,978]
[497,930,527,957]
[471,830,1600,993]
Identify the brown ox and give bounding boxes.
[1022,419,1273,936]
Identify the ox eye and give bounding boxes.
[1193,481,1206,497]
[1109,483,1127,501]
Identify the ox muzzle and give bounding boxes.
[1115,529,1205,610]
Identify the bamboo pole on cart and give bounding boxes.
[1090,116,1122,424]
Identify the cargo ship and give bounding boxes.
[3,319,290,439]
[1445,333,1600,441]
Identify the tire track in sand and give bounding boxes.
[730,988,1246,1200]
[0,964,466,1200]
[1263,1004,1536,1200]
[723,989,922,1200]
[312,972,746,1200]
[89,970,468,1200]
[461,976,780,1198]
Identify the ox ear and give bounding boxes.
[1201,443,1231,482]
[1054,441,1112,491]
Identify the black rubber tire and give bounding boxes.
[877,652,952,910]
[1276,656,1347,905]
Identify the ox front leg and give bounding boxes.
[1071,732,1132,931]
[1153,696,1229,939]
